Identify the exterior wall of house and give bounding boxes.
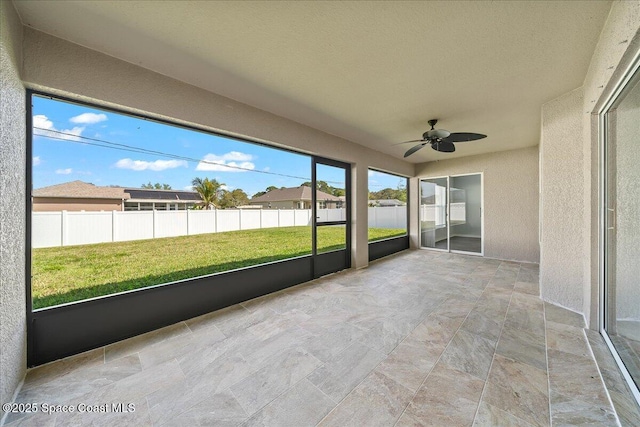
[250,201,298,209]
[20,27,414,274]
[33,197,124,212]
[582,1,640,328]
[0,0,26,420]
[412,146,539,263]
[540,87,584,314]
[540,0,640,327]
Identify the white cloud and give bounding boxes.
[368,170,376,177]
[33,156,41,166]
[263,166,271,172]
[196,152,255,172]
[70,112,108,124]
[33,114,84,141]
[114,158,188,171]
[55,168,73,175]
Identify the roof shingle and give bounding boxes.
[250,186,341,203]
[33,181,129,200]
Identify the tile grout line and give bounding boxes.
[543,291,553,427]
[470,261,519,426]
[316,262,476,427]
[227,387,251,426]
[581,328,623,427]
[391,261,497,427]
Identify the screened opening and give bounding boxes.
[367,169,408,242]
[29,94,327,309]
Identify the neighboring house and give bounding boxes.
[32,181,130,212]
[123,188,202,211]
[368,199,406,207]
[33,180,202,211]
[249,186,342,209]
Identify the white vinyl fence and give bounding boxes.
[33,207,407,248]
[419,202,466,226]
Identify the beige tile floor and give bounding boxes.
[4,250,638,426]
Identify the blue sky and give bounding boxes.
[32,96,405,197]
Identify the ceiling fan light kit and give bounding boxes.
[399,119,487,157]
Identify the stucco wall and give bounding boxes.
[0,0,26,420]
[583,0,640,327]
[538,0,640,326]
[540,87,584,313]
[412,147,539,263]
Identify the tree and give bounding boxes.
[252,185,279,198]
[301,181,345,197]
[218,189,250,208]
[369,183,407,202]
[141,182,172,190]
[191,177,225,209]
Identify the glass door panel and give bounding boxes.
[603,66,640,397]
[450,174,482,254]
[420,178,448,250]
[317,224,347,254]
[313,158,350,277]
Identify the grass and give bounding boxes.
[32,226,405,309]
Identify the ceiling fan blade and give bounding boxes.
[431,141,456,153]
[404,143,427,157]
[392,139,426,146]
[443,132,487,143]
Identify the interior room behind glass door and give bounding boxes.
[449,174,482,253]
[420,178,448,250]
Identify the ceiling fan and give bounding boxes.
[398,119,487,157]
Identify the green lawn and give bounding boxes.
[32,226,405,309]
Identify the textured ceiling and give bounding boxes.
[14,1,612,163]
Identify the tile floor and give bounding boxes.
[4,250,638,426]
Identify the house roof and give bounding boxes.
[250,186,341,204]
[370,199,405,207]
[33,181,129,200]
[125,188,202,202]
[33,180,203,202]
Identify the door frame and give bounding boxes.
[418,172,484,256]
[597,47,640,405]
[418,175,450,253]
[311,156,352,278]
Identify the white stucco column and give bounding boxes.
[409,176,421,249]
[351,162,369,269]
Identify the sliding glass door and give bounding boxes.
[602,61,640,403]
[420,177,449,250]
[420,174,483,255]
[312,157,351,278]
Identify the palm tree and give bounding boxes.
[191,177,224,209]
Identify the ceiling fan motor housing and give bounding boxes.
[424,128,451,140]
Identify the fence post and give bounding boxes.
[112,211,117,242]
[214,209,218,233]
[372,206,376,228]
[61,210,68,247]
[395,205,399,228]
[186,209,191,235]
[277,209,280,227]
[152,209,157,238]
